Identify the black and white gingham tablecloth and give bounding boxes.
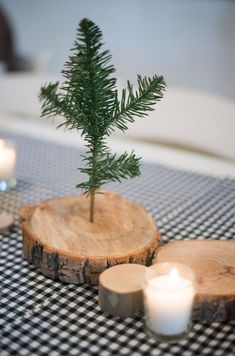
[0,132,235,355]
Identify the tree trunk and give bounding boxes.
[89,189,95,223]
[19,191,160,285]
[154,240,235,321]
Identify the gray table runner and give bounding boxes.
[0,132,234,355]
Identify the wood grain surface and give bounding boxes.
[154,240,235,321]
[19,191,160,284]
[98,263,147,317]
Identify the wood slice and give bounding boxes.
[154,240,235,321]
[19,191,160,285]
[0,212,14,232]
[99,263,147,317]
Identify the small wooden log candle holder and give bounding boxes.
[99,264,147,317]
[154,240,235,321]
[0,212,14,232]
[19,191,160,284]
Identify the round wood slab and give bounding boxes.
[99,263,147,317]
[19,191,160,284]
[154,240,235,321]
[0,212,14,232]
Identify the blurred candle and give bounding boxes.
[0,139,16,191]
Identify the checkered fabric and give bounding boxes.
[0,132,235,356]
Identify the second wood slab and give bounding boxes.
[154,240,235,321]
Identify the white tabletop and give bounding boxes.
[1,74,235,178]
[1,113,235,179]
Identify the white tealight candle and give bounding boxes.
[0,139,16,191]
[143,263,195,341]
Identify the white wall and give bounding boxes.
[1,0,235,100]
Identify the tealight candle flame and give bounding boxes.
[169,268,179,284]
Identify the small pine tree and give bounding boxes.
[39,18,166,223]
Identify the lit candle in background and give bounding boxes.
[0,139,16,191]
[143,263,195,342]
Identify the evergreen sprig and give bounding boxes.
[39,18,166,223]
